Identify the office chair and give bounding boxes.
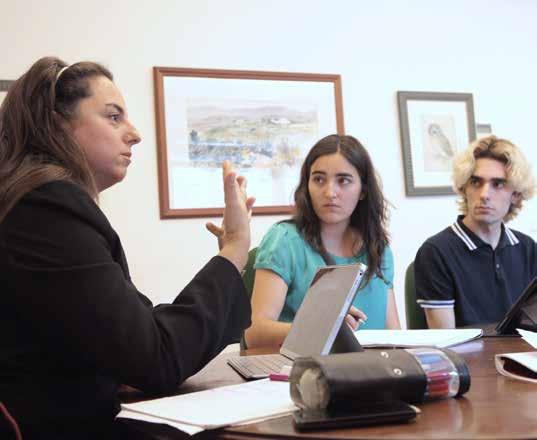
[0,402,22,440]
[242,247,257,300]
[240,247,257,349]
[405,261,428,329]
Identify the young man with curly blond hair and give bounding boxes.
[415,135,537,328]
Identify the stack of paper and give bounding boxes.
[354,329,483,348]
[117,378,297,435]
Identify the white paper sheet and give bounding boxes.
[354,329,482,348]
[117,409,205,435]
[117,378,297,435]
[517,328,537,348]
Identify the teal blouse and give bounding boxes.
[254,222,393,329]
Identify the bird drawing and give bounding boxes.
[427,123,455,160]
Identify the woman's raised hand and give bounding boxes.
[206,161,255,271]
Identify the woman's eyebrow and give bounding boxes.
[105,103,124,114]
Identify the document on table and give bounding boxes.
[495,351,537,383]
[494,328,537,384]
[354,329,483,348]
[517,328,537,348]
[117,378,297,436]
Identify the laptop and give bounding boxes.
[227,262,366,380]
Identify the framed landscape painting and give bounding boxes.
[397,91,476,196]
[153,67,344,218]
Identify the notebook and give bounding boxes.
[227,262,366,380]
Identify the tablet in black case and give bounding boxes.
[496,277,537,335]
[292,400,418,431]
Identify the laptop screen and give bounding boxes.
[280,263,366,360]
[496,277,537,335]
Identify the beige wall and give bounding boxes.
[3,0,537,326]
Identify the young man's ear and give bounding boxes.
[511,191,522,205]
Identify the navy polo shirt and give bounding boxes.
[415,216,537,327]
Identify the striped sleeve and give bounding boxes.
[417,298,455,309]
[414,241,456,309]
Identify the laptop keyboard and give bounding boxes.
[227,354,293,379]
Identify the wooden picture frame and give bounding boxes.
[0,80,14,102]
[153,67,344,218]
[476,123,493,138]
[397,91,476,196]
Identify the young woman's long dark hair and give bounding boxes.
[0,56,112,223]
[292,134,390,284]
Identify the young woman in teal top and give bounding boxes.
[245,134,401,348]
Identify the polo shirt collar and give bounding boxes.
[450,215,519,251]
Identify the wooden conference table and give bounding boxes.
[120,337,537,439]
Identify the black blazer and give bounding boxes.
[0,181,250,438]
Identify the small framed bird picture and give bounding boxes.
[397,91,476,196]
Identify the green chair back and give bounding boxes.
[240,247,257,349]
[405,261,428,329]
[242,248,257,300]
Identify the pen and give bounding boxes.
[269,373,289,382]
[269,365,292,381]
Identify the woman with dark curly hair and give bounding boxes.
[245,134,400,348]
